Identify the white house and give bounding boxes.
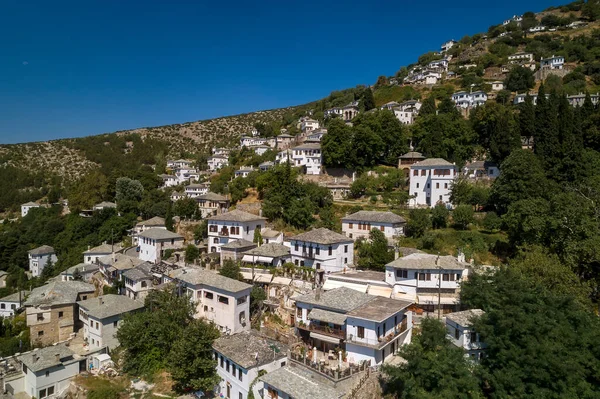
[417,71,441,85]
[427,59,449,72]
[393,100,422,125]
[341,211,406,241]
[21,202,41,217]
[167,267,252,335]
[170,191,185,202]
[381,101,400,111]
[97,253,144,286]
[508,52,534,64]
[260,366,341,399]
[286,228,354,273]
[540,55,565,70]
[300,118,320,133]
[306,128,327,142]
[251,145,271,156]
[184,183,210,198]
[446,309,487,361]
[261,228,283,244]
[207,210,266,253]
[167,159,194,169]
[160,174,178,188]
[491,81,504,91]
[0,291,27,318]
[528,25,546,32]
[212,330,288,399]
[208,155,229,171]
[290,143,322,175]
[83,243,123,265]
[241,243,291,268]
[462,161,500,179]
[503,15,522,25]
[324,107,343,119]
[137,228,184,263]
[385,253,471,312]
[235,166,256,178]
[567,93,600,107]
[28,246,58,277]
[196,192,230,218]
[259,161,275,172]
[92,202,117,211]
[408,158,457,208]
[121,262,155,300]
[59,263,99,282]
[132,216,166,245]
[78,294,144,350]
[452,91,488,109]
[441,40,457,52]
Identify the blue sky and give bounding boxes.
[0,0,566,144]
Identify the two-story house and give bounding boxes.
[208,155,229,171]
[78,294,144,350]
[97,253,145,286]
[131,216,166,245]
[0,291,27,318]
[137,228,184,263]
[83,243,123,264]
[161,174,178,188]
[24,281,96,346]
[167,267,252,335]
[184,183,210,198]
[462,161,500,180]
[446,309,486,361]
[393,100,422,125]
[212,330,288,399]
[452,91,488,109]
[241,243,291,267]
[341,211,406,241]
[261,228,283,244]
[408,158,457,208]
[290,143,322,175]
[385,253,471,313]
[196,192,230,218]
[220,240,257,266]
[287,228,354,273]
[121,262,155,300]
[60,263,99,282]
[28,246,58,277]
[21,202,41,217]
[540,55,564,70]
[235,166,256,178]
[207,210,266,253]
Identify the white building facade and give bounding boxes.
[341,211,406,241]
[287,228,354,273]
[207,210,266,253]
[28,246,58,277]
[408,158,457,208]
[137,229,184,263]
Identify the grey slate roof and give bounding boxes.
[295,287,374,313]
[261,228,281,239]
[0,290,28,303]
[245,243,290,258]
[412,158,455,168]
[290,228,353,245]
[260,366,342,399]
[28,245,55,256]
[399,151,425,159]
[121,262,154,281]
[346,296,412,322]
[308,308,347,325]
[446,309,485,327]
[63,262,100,275]
[98,253,145,271]
[207,209,266,222]
[94,201,117,208]
[18,344,75,372]
[212,330,288,369]
[138,228,183,241]
[221,239,256,250]
[169,267,252,293]
[84,243,123,255]
[342,211,406,224]
[22,202,39,206]
[293,143,321,151]
[197,192,228,201]
[78,294,144,320]
[386,253,470,270]
[24,281,95,307]
[136,216,166,227]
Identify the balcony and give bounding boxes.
[301,251,316,259]
[347,320,408,349]
[296,320,345,340]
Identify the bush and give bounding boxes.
[406,209,431,238]
[483,211,503,231]
[431,203,450,229]
[453,205,474,230]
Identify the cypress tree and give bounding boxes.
[518,94,536,140]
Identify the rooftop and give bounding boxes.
[94,201,117,208]
[399,151,425,159]
[169,267,252,293]
[28,245,55,256]
[260,366,342,399]
[293,143,321,151]
[289,228,352,245]
[347,296,412,322]
[84,243,123,254]
[327,270,385,283]
[197,192,229,202]
[138,228,183,241]
[221,239,256,250]
[22,201,39,206]
[97,253,145,271]
[446,309,485,327]
[295,287,374,313]
[411,158,455,168]
[212,330,287,369]
[18,344,76,373]
[207,209,266,222]
[136,216,166,227]
[261,227,281,239]
[308,308,347,325]
[24,281,95,307]
[386,253,470,270]
[121,262,154,281]
[244,243,290,258]
[78,294,144,320]
[342,210,405,224]
[63,263,100,275]
[0,290,28,303]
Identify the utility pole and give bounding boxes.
[436,253,442,320]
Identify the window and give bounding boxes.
[425,273,431,281]
[37,314,44,321]
[416,183,419,188]
[344,245,348,253]
[328,246,332,256]
[443,274,450,281]
[439,195,442,201]
[357,326,365,339]
[413,170,418,176]
[281,361,286,367]
[420,170,426,176]
[380,225,385,232]
[209,225,218,233]
[316,263,321,269]
[39,389,47,398]
[450,274,456,281]
[205,292,214,299]
[220,356,224,368]
[96,322,100,329]
[300,260,305,267]
[470,331,477,343]
[10,304,15,310]
[315,247,320,255]
[294,242,299,251]
[444,183,448,189]
[226,360,230,373]
[418,273,425,281]
[396,270,407,278]
[455,328,460,340]
[294,260,299,266]
[213,238,219,244]
[349,223,353,228]
[0,304,4,309]
[344,258,348,264]
[237,296,247,305]
[22,364,27,373]
[204,305,208,312]
[238,367,243,381]
[141,281,147,288]
[58,311,63,318]
[45,371,49,377]
[38,331,44,337]
[436,183,439,189]
[218,296,229,305]
[246,226,249,235]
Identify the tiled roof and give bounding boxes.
[293,143,321,151]
[290,228,352,245]
[78,294,144,320]
[94,201,117,208]
[97,253,145,271]
[399,151,425,159]
[221,239,256,250]
[18,344,75,372]
[260,366,342,399]
[346,296,412,322]
[342,211,405,224]
[0,290,28,303]
[198,192,229,201]
[169,267,252,293]
[386,253,470,270]
[308,308,347,325]
[295,287,374,313]
[21,202,39,206]
[84,243,123,254]
[138,228,183,240]
[261,228,281,239]
[24,281,95,307]
[446,309,485,327]
[63,263,100,275]
[121,262,154,281]
[28,245,55,256]
[245,243,290,258]
[411,158,455,167]
[207,209,266,222]
[212,330,287,369]
[136,216,165,227]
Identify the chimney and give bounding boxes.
[55,354,60,362]
[87,245,90,251]
[98,297,104,306]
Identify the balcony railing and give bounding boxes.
[296,321,345,339]
[288,351,370,382]
[347,320,408,349]
[301,251,316,259]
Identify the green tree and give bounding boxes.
[68,171,109,211]
[253,228,263,246]
[173,197,197,220]
[165,203,174,231]
[518,94,536,139]
[220,259,242,280]
[115,177,144,203]
[406,209,431,238]
[185,244,200,264]
[357,229,394,271]
[483,211,502,231]
[382,317,483,399]
[431,203,450,229]
[452,205,474,230]
[449,176,473,205]
[505,66,535,92]
[167,319,220,393]
[470,102,521,163]
[322,119,354,168]
[419,96,436,117]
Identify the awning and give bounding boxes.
[254,274,272,283]
[241,255,274,264]
[308,308,347,325]
[240,272,253,281]
[322,279,368,293]
[367,285,393,298]
[417,295,459,305]
[393,292,417,302]
[310,331,342,344]
[271,277,292,286]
